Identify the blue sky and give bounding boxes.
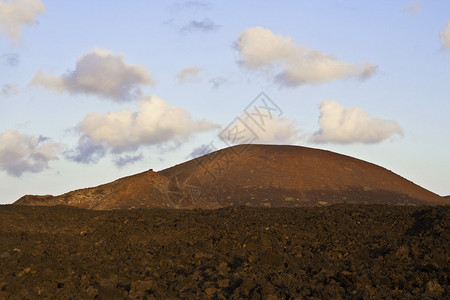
[1,0,449,203]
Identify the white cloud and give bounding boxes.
[221,108,301,145]
[31,47,154,102]
[234,26,376,87]
[244,109,301,144]
[0,0,44,43]
[0,130,61,176]
[310,100,403,144]
[403,1,420,14]
[176,67,203,83]
[440,21,450,50]
[69,96,219,160]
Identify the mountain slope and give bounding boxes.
[16,170,174,210]
[15,144,448,209]
[160,144,446,207]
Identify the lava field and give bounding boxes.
[0,204,449,299]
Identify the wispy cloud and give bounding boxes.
[0,0,45,43]
[180,18,220,33]
[1,53,19,66]
[175,67,231,88]
[310,100,403,144]
[187,143,216,159]
[1,84,18,97]
[440,21,450,50]
[176,67,203,83]
[113,154,143,168]
[403,1,421,14]
[209,76,228,89]
[234,26,376,87]
[0,130,61,176]
[172,1,211,11]
[30,47,154,102]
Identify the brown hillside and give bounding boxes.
[14,170,215,210]
[15,144,447,209]
[160,144,446,207]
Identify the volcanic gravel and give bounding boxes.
[0,204,449,299]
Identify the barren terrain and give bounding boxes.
[5,145,449,299]
[1,204,448,299]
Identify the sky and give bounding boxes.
[1,0,449,204]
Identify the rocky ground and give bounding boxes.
[0,204,449,299]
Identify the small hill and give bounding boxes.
[15,144,448,209]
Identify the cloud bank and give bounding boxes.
[310,100,403,144]
[440,21,450,50]
[67,96,219,163]
[0,130,61,176]
[31,48,154,102]
[234,27,376,87]
[0,0,44,43]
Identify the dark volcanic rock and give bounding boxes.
[0,204,449,299]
